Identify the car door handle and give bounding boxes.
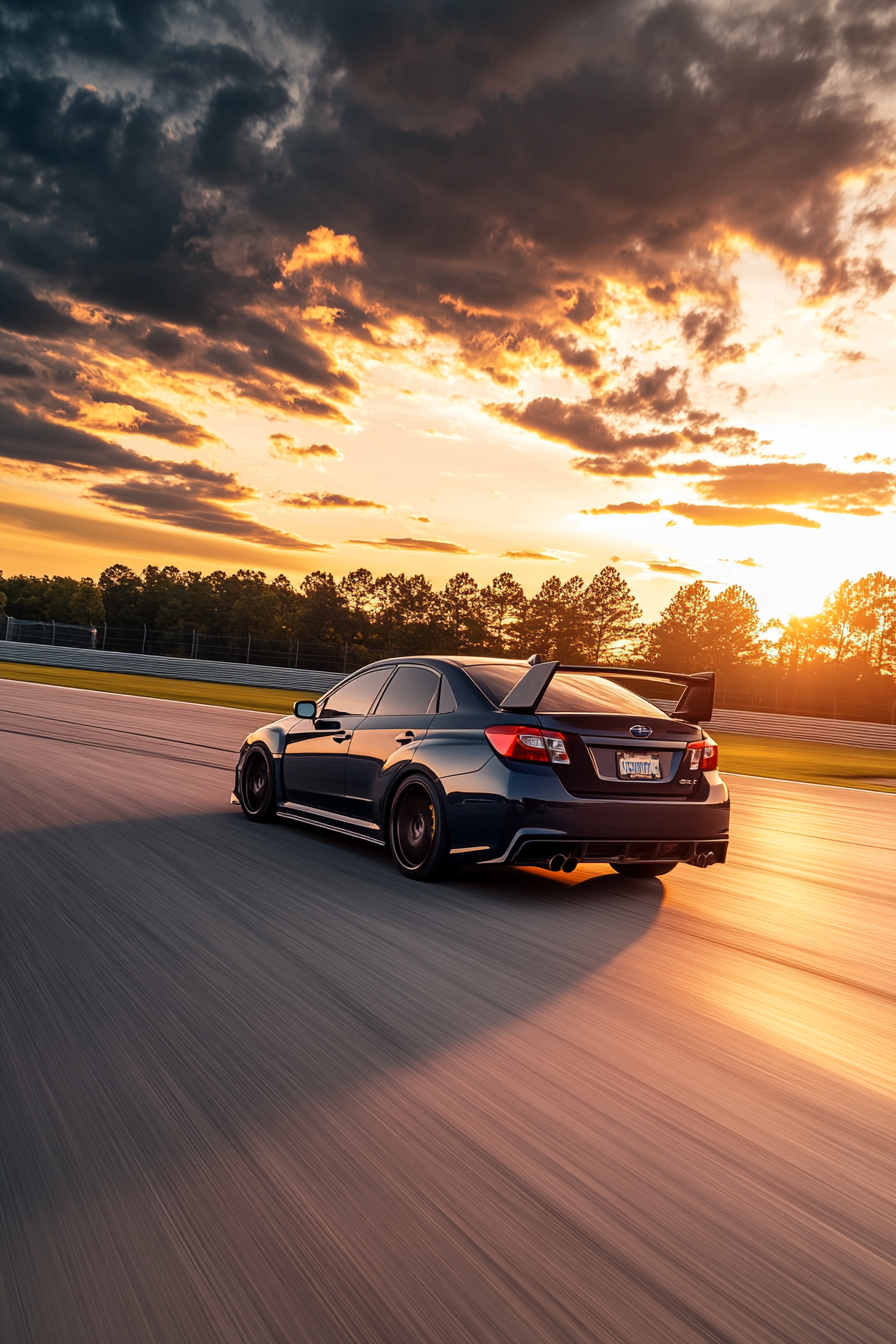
[333,731,353,743]
[395,731,415,744]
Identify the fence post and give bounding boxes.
[343,642,348,672]
[102,622,107,650]
[51,619,56,646]
[142,624,147,655]
[246,632,251,663]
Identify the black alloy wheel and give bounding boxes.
[240,746,277,822]
[610,862,677,878]
[389,775,452,880]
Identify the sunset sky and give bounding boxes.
[1,0,895,620]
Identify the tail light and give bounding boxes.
[485,725,570,765]
[686,737,718,772]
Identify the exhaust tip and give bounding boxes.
[549,853,566,872]
[562,857,578,873]
[695,851,717,868]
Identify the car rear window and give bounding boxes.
[538,673,669,716]
[463,663,529,704]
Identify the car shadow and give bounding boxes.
[2,807,665,1225]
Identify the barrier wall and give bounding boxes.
[2,641,894,748]
[0,640,343,696]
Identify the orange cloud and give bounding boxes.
[281,227,363,275]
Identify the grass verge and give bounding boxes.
[714,731,895,793]
[3,663,893,791]
[0,661,316,715]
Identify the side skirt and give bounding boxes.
[276,808,386,846]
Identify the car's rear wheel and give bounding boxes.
[240,746,277,822]
[610,862,677,878]
[389,775,451,880]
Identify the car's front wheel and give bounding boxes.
[389,775,452,880]
[610,862,677,878]
[239,746,277,823]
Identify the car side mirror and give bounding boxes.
[293,700,317,718]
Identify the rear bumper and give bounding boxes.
[442,758,730,866]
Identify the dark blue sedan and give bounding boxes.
[232,656,730,880]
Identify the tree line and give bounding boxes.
[2,562,894,711]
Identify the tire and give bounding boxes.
[610,862,677,878]
[389,775,452,881]
[239,745,277,823]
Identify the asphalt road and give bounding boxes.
[2,679,893,1344]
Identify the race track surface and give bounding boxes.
[2,680,893,1344]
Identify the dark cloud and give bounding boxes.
[89,390,222,447]
[0,401,324,547]
[0,0,892,485]
[347,536,474,554]
[281,491,386,509]
[0,402,161,474]
[490,396,679,457]
[0,270,77,336]
[88,476,329,549]
[0,355,35,377]
[695,461,896,512]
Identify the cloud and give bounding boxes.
[268,435,342,463]
[502,549,568,561]
[88,475,329,549]
[695,462,896,513]
[0,403,166,475]
[0,271,77,336]
[733,557,761,567]
[281,228,363,274]
[669,503,820,528]
[0,0,893,500]
[347,536,475,554]
[582,497,821,527]
[88,390,222,447]
[644,561,702,577]
[490,396,679,457]
[580,501,663,516]
[654,459,718,476]
[281,491,387,510]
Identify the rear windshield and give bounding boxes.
[539,673,668,717]
[465,663,667,717]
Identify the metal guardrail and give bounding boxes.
[648,700,895,750]
[2,642,894,747]
[0,641,343,695]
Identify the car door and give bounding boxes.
[344,664,441,821]
[282,665,395,811]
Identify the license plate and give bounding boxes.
[617,751,662,779]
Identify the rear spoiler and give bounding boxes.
[498,662,715,725]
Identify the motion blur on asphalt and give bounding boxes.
[2,680,893,1344]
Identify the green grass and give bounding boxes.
[3,662,893,791]
[0,661,318,715]
[713,730,895,793]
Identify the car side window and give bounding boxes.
[373,665,440,716]
[438,679,457,713]
[324,667,395,716]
